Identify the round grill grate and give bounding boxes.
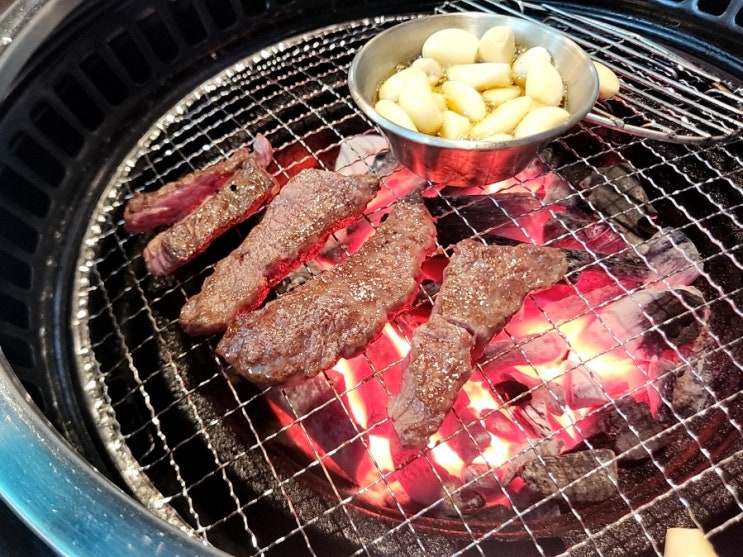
[66,7,743,556]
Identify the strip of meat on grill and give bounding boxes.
[179,168,380,336]
[388,239,568,449]
[143,151,278,275]
[124,135,273,233]
[216,191,437,385]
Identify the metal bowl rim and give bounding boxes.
[348,12,600,151]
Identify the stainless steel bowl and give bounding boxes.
[348,13,599,186]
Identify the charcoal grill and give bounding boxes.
[1,0,743,555]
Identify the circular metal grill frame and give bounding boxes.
[61,5,743,557]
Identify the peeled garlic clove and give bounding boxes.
[513,105,571,138]
[398,71,443,134]
[664,528,718,557]
[378,66,424,102]
[525,58,564,107]
[470,95,533,139]
[482,85,522,107]
[441,80,487,122]
[412,57,443,85]
[440,110,472,139]
[374,99,418,131]
[421,28,479,66]
[446,62,512,91]
[512,46,552,85]
[593,60,620,99]
[478,25,516,64]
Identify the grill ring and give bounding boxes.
[1,1,743,555]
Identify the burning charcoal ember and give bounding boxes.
[124,136,271,233]
[670,357,715,418]
[542,173,579,207]
[216,192,436,385]
[180,169,380,335]
[544,284,708,374]
[466,439,565,490]
[437,486,486,516]
[600,285,709,357]
[520,448,619,504]
[529,282,622,328]
[465,460,507,492]
[539,146,596,186]
[578,163,656,242]
[565,367,613,408]
[493,379,532,403]
[514,399,557,438]
[637,227,703,286]
[335,134,426,214]
[590,399,666,461]
[545,226,702,286]
[387,452,460,509]
[481,333,569,371]
[543,211,629,253]
[560,248,649,282]
[143,153,279,275]
[437,422,494,466]
[273,260,323,296]
[532,382,566,416]
[388,240,568,448]
[424,194,543,247]
[334,134,390,175]
[464,463,504,491]
[427,194,658,284]
[455,400,526,447]
[267,370,368,482]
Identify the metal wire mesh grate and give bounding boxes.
[440,0,743,143]
[70,4,743,556]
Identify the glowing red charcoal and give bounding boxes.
[263,137,708,515]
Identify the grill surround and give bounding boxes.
[1,0,743,555]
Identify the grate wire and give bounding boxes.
[70,3,743,556]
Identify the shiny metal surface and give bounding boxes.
[0,0,83,101]
[0,348,227,557]
[348,13,599,186]
[0,3,230,551]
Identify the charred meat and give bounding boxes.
[179,169,380,336]
[123,135,272,233]
[216,192,437,385]
[143,155,278,275]
[388,239,568,448]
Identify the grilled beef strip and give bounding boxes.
[388,239,568,448]
[124,135,273,233]
[143,155,278,275]
[179,169,381,336]
[216,192,437,385]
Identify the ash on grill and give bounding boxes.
[262,135,711,518]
